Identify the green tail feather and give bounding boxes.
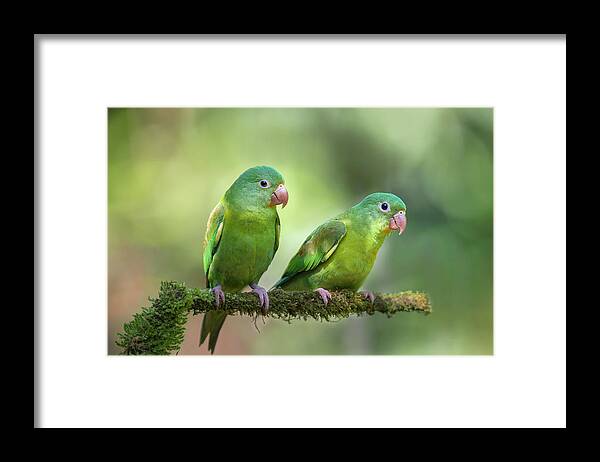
[200,311,227,354]
[271,277,289,290]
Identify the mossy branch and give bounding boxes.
[116,281,432,355]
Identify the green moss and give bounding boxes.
[116,281,191,355]
[116,281,431,355]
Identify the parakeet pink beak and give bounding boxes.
[270,184,289,208]
[389,212,407,235]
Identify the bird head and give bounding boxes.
[353,192,407,236]
[225,165,288,211]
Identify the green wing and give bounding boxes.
[200,201,227,353]
[273,219,346,288]
[202,201,225,288]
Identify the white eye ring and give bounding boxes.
[259,179,271,188]
[398,210,405,215]
[379,202,389,212]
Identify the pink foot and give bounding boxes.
[211,285,225,307]
[250,283,270,315]
[314,288,332,305]
[360,290,376,304]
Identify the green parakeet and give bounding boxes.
[201,166,288,353]
[272,192,406,303]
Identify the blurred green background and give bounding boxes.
[108,108,493,355]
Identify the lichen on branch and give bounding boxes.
[116,281,432,355]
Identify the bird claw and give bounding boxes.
[250,284,269,315]
[315,288,332,306]
[361,290,376,304]
[211,285,225,307]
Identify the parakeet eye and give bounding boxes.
[259,180,270,188]
[379,202,389,212]
[398,210,405,215]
